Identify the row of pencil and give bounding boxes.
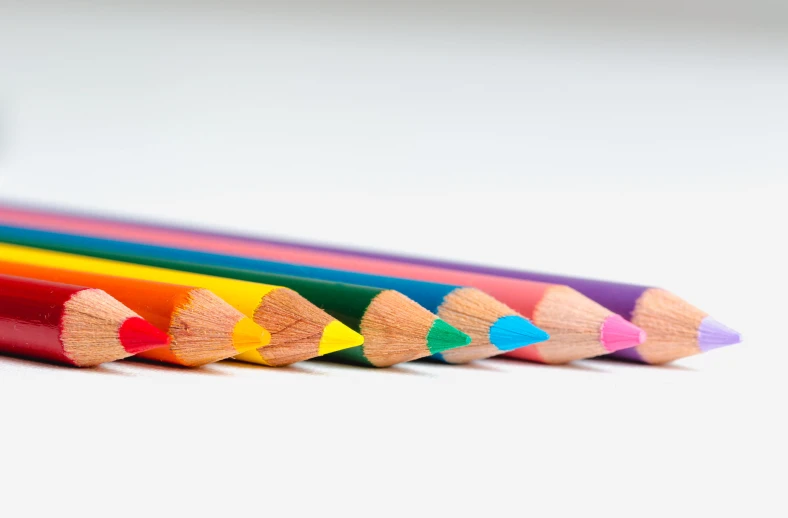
[0,205,741,368]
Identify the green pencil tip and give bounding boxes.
[426,319,471,354]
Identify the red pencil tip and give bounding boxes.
[600,315,646,352]
[118,317,171,355]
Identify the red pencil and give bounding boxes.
[0,274,170,367]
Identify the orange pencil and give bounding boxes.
[0,260,269,367]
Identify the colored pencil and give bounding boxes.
[0,230,547,363]
[0,218,643,364]
[0,236,466,367]
[0,274,170,367]
[0,241,362,367]
[0,260,268,367]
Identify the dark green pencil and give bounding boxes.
[0,225,471,367]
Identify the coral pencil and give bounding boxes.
[0,274,169,367]
[0,260,267,367]
[0,219,644,364]
[0,230,469,367]
[0,240,363,367]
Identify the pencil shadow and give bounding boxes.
[311,358,433,377]
[592,357,698,372]
[490,356,612,373]
[0,354,136,376]
[223,359,330,376]
[417,358,507,372]
[121,358,234,376]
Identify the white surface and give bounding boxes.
[0,4,786,518]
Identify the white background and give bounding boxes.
[0,3,785,517]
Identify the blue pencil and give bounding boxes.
[0,224,548,363]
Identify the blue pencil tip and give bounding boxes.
[489,315,550,351]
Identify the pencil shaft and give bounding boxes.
[0,275,73,364]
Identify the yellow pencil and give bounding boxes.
[0,242,364,366]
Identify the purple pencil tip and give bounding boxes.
[698,317,741,352]
[608,346,646,363]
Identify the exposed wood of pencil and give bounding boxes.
[632,288,707,364]
[524,285,615,364]
[158,288,258,366]
[61,289,146,366]
[436,287,517,363]
[359,290,440,367]
[245,287,337,367]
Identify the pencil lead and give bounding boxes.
[489,315,550,351]
[232,316,270,351]
[600,315,646,353]
[698,317,741,352]
[318,320,364,355]
[426,319,471,354]
[118,316,171,355]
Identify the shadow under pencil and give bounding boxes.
[310,357,436,377]
[491,356,613,373]
[592,355,698,372]
[0,353,136,376]
[224,358,331,376]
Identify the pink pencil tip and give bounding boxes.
[600,315,647,352]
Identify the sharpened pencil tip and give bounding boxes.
[232,317,270,353]
[118,317,171,355]
[426,319,472,354]
[600,315,646,352]
[698,317,741,352]
[318,320,365,355]
[489,315,550,352]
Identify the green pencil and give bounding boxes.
[0,225,471,367]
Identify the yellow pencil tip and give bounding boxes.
[318,320,364,355]
[232,317,271,353]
